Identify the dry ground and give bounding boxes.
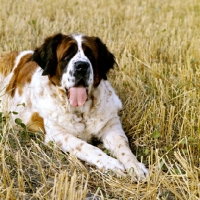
[0,0,200,199]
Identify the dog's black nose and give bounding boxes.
[74,61,89,73]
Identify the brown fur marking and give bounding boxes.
[48,37,78,86]
[82,36,100,86]
[5,53,38,97]
[57,141,63,147]
[76,146,82,151]
[27,112,45,133]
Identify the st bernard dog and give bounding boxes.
[0,33,148,179]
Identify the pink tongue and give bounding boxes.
[69,86,87,107]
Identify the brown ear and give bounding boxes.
[32,33,63,76]
[95,37,116,82]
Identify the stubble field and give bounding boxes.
[0,0,200,199]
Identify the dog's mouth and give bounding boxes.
[68,86,87,107]
[65,80,88,107]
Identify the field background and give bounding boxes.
[0,0,200,199]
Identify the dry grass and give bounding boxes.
[0,0,200,199]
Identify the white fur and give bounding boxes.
[0,48,148,180]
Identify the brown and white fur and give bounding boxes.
[0,33,148,179]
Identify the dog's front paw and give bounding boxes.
[96,156,125,175]
[125,161,149,180]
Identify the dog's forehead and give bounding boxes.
[56,36,77,60]
[72,34,97,51]
[57,34,84,56]
[56,34,98,61]
[71,34,84,48]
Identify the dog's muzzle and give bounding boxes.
[67,61,91,107]
[74,61,90,87]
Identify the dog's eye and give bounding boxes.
[89,54,94,59]
[86,53,94,60]
[84,47,94,60]
[62,54,70,61]
[64,56,69,60]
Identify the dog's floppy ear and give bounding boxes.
[32,33,63,76]
[95,37,116,81]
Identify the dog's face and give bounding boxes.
[32,33,116,106]
[60,34,94,89]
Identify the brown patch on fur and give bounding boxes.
[100,167,105,171]
[121,153,125,156]
[27,112,45,134]
[40,90,44,96]
[57,141,63,147]
[82,38,98,59]
[82,36,116,87]
[65,136,69,142]
[0,51,19,76]
[80,143,84,147]
[82,37,100,86]
[26,98,32,108]
[56,37,78,61]
[48,37,78,86]
[5,53,38,97]
[48,75,60,86]
[76,146,82,151]
[125,141,129,147]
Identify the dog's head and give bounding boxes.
[32,33,116,106]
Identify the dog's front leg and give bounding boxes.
[45,124,125,173]
[101,118,149,180]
